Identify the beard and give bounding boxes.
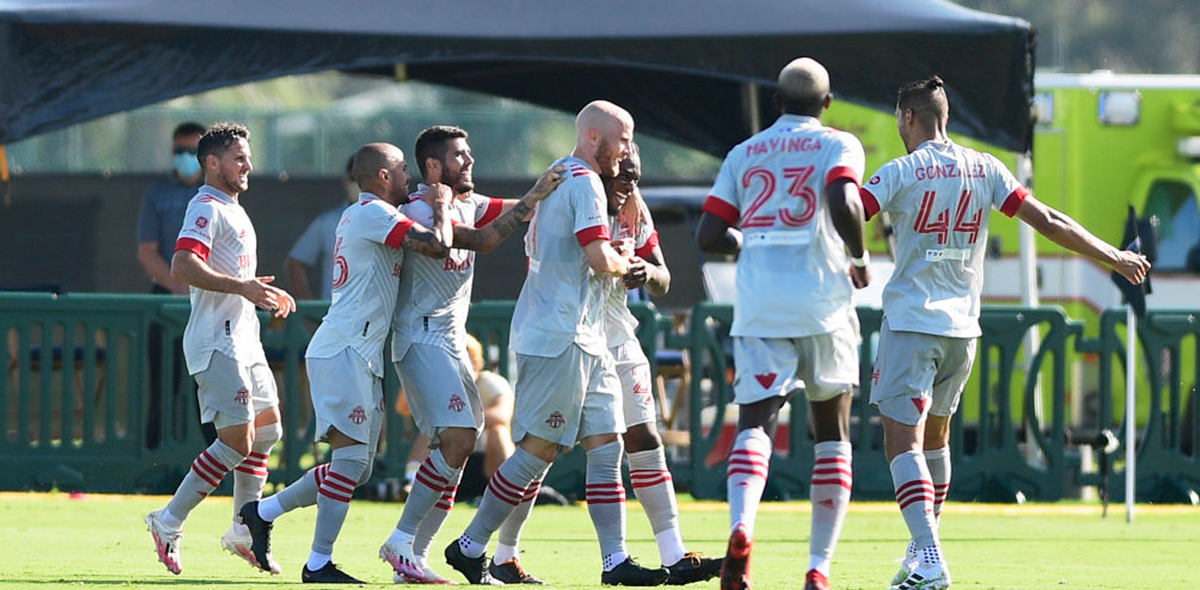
[595,138,623,176]
[441,163,475,195]
[218,167,248,193]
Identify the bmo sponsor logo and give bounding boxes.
[444,256,472,272]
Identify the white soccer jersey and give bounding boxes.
[305,193,415,377]
[703,114,866,338]
[860,138,1029,338]
[174,185,268,375]
[391,184,505,360]
[603,211,659,348]
[511,156,611,358]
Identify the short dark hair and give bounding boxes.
[414,125,468,179]
[897,76,949,128]
[172,122,206,139]
[344,155,355,180]
[197,122,250,168]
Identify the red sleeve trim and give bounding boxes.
[635,231,659,259]
[859,187,881,221]
[174,237,210,262]
[385,219,416,249]
[1000,186,1030,217]
[702,196,740,226]
[477,198,504,227]
[575,224,611,247]
[826,165,861,187]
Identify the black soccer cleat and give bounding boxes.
[490,558,546,584]
[237,501,276,574]
[302,561,364,584]
[665,552,723,585]
[445,539,499,585]
[601,556,670,586]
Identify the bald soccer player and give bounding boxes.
[444,101,669,586]
[696,58,870,590]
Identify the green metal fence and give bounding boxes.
[2,292,1197,503]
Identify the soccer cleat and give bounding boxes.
[145,509,183,575]
[221,522,282,574]
[302,561,365,584]
[803,569,830,590]
[237,501,279,574]
[719,525,753,590]
[444,539,500,585]
[381,538,431,582]
[664,552,723,585]
[890,550,918,587]
[600,556,670,586]
[490,558,545,584]
[888,562,951,590]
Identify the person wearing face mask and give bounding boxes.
[285,156,360,300]
[137,121,206,450]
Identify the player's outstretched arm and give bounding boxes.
[695,212,741,255]
[171,251,296,317]
[453,165,567,253]
[405,184,454,259]
[1014,196,1150,284]
[826,178,870,289]
[584,239,630,277]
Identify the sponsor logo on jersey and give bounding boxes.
[448,395,466,412]
[869,175,881,185]
[545,411,565,429]
[234,387,250,406]
[349,405,367,425]
[872,368,880,385]
[196,216,209,228]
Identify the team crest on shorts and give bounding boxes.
[349,405,367,425]
[545,411,565,429]
[234,387,250,406]
[448,394,466,412]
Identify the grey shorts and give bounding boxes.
[732,322,860,405]
[611,340,656,428]
[513,344,624,448]
[307,349,384,445]
[869,318,976,426]
[395,342,483,441]
[194,351,279,430]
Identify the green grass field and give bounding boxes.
[3,492,1198,589]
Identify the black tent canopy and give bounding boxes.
[0,0,1034,155]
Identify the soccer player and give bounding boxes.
[860,76,1150,590]
[444,101,669,586]
[377,125,568,584]
[145,122,297,576]
[236,142,453,583]
[695,57,870,590]
[602,145,722,584]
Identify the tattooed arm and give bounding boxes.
[403,183,454,258]
[453,164,566,253]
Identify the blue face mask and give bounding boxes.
[174,152,201,179]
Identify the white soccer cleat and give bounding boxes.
[220,522,281,574]
[888,561,951,590]
[380,538,430,583]
[145,509,183,575]
[392,555,457,584]
[890,545,918,586]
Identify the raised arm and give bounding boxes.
[1014,195,1150,284]
[453,165,566,253]
[825,178,870,289]
[171,250,296,317]
[404,184,454,258]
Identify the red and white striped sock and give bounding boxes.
[924,446,951,522]
[889,450,939,551]
[586,440,628,569]
[313,444,369,555]
[232,423,280,521]
[727,428,771,536]
[629,447,686,566]
[808,441,852,576]
[495,475,544,564]
[165,439,245,523]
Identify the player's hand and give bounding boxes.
[623,256,650,289]
[849,265,870,289]
[527,164,568,201]
[424,183,454,208]
[1113,251,1151,285]
[240,276,296,318]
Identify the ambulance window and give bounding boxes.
[1144,180,1199,271]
